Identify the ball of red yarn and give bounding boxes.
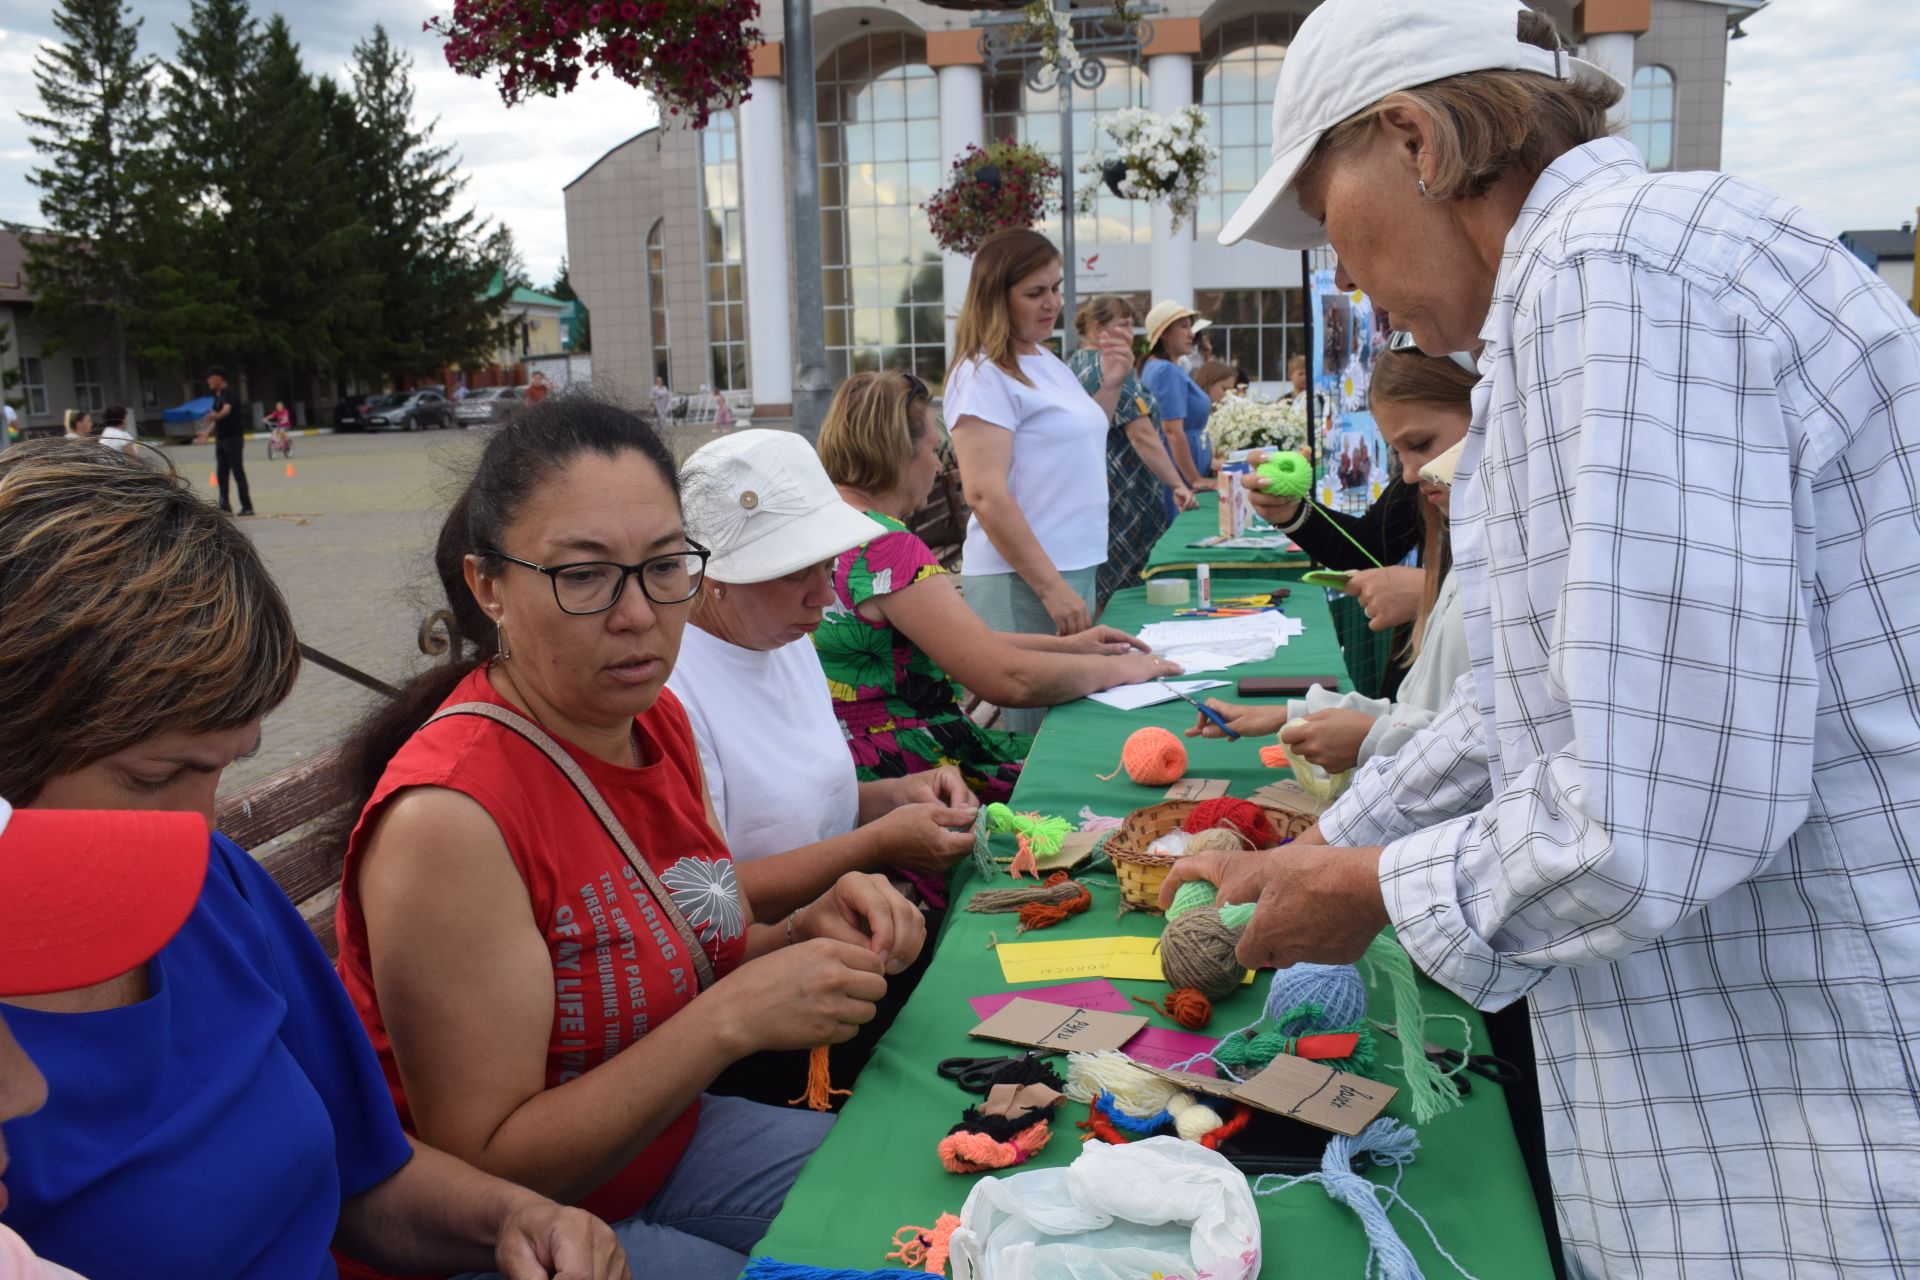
[1181,796,1276,847]
[1105,726,1187,786]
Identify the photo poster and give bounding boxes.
[1309,269,1389,514]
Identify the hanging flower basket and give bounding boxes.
[428,0,763,130]
[922,139,1061,258]
[1075,106,1219,234]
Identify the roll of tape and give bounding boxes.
[1146,578,1191,606]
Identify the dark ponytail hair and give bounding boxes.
[332,395,680,843]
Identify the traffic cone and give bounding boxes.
[286,462,296,478]
[208,471,217,487]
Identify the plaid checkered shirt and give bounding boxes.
[1319,137,1920,1276]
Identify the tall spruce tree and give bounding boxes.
[19,0,161,396]
[243,17,378,406]
[160,0,264,380]
[350,25,502,384]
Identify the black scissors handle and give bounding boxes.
[938,1052,1039,1094]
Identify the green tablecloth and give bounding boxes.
[751,582,1551,1278]
[1140,492,1311,581]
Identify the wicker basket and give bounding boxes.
[1105,798,1319,912]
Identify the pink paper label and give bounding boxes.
[968,979,1134,1021]
[1123,1025,1220,1076]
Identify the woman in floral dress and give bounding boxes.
[814,372,1181,801]
[1067,295,1197,607]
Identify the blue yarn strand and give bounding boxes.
[1095,1091,1174,1135]
[1252,1118,1481,1280]
[741,1261,929,1279]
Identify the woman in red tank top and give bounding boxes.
[332,400,926,1280]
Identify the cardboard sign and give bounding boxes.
[1034,830,1099,871]
[969,998,1149,1055]
[1144,1054,1396,1137]
[1165,777,1231,802]
[1249,779,1324,818]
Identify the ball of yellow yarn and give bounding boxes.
[1112,726,1187,785]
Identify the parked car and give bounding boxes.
[366,390,452,431]
[333,393,378,432]
[453,385,524,427]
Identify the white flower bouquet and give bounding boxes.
[1208,391,1309,455]
[1075,106,1219,233]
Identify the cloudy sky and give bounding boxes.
[0,0,1915,287]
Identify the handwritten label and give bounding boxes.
[969,998,1149,1055]
[1165,777,1232,802]
[1140,1056,1395,1137]
[1249,779,1324,817]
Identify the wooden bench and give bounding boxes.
[216,749,353,959]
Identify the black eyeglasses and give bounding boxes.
[899,371,931,404]
[483,540,710,615]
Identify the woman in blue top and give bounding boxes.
[0,440,624,1280]
[1138,300,1217,502]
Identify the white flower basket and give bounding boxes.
[1207,391,1309,455]
[1075,106,1219,233]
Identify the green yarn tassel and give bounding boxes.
[1213,1000,1377,1076]
[970,804,996,878]
[1364,932,1466,1124]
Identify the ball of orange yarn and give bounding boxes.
[1162,987,1213,1029]
[1182,797,1276,847]
[1101,726,1187,786]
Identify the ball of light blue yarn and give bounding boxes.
[1267,963,1367,1028]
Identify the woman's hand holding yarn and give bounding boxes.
[1241,469,1303,525]
[1277,708,1373,773]
[1096,332,1134,390]
[872,802,982,875]
[1342,566,1424,631]
[795,871,928,974]
[712,938,889,1054]
[883,764,977,814]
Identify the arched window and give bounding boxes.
[1630,65,1675,171]
[646,219,670,383]
[1196,13,1301,243]
[817,32,946,386]
[699,110,748,392]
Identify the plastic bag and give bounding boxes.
[948,1136,1260,1280]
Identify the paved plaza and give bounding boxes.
[205,418,772,795]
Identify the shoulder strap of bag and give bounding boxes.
[427,701,718,991]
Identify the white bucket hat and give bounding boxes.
[1219,0,1623,249]
[680,429,885,584]
[1144,301,1204,353]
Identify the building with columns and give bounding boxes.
[564,0,1760,417]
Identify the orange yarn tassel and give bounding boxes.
[937,1118,1052,1173]
[1008,834,1040,879]
[790,1044,852,1112]
[887,1214,962,1273]
[1016,871,1091,933]
[1259,744,1290,769]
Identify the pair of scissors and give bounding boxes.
[1370,1021,1522,1094]
[1157,681,1240,740]
[937,1051,1044,1095]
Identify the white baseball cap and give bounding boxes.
[679,429,885,584]
[1219,0,1622,249]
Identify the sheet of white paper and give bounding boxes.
[1160,647,1261,673]
[1086,678,1231,710]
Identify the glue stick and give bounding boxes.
[1196,563,1212,610]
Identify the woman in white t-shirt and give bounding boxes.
[668,429,980,922]
[945,229,1133,735]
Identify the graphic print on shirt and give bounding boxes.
[551,865,702,1080]
[660,854,745,944]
